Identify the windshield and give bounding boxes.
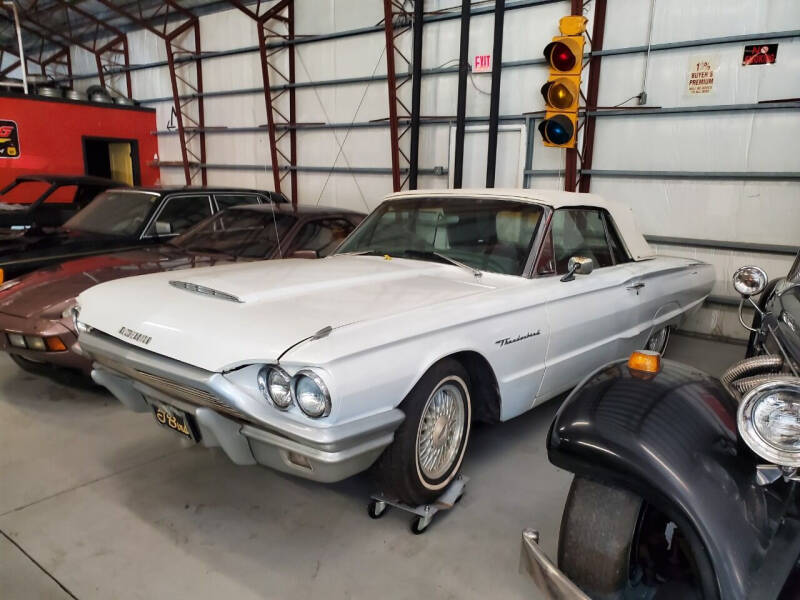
[173,209,296,258]
[336,197,544,276]
[63,191,159,236]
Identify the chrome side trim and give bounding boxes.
[519,529,589,600]
[169,280,243,303]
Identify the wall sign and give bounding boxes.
[0,120,20,158]
[742,44,778,66]
[474,54,491,73]
[687,55,718,96]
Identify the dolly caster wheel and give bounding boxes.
[368,499,387,519]
[410,515,431,535]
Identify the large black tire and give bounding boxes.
[374,358,471,506]
[558,477,643,596]
[559,477,712,599]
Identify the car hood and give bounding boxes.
[0,247,235,319]
[77,255,497,372]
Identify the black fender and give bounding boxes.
[549,358,800,600]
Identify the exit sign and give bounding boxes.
[474,54,491,73]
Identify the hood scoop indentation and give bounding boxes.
[169,280,243,303]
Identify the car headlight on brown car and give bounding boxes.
[738,381,800,467]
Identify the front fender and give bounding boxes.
[549,359,799,600]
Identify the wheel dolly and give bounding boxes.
[367,474,468,534]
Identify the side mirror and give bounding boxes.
[154,221,173,236]
[289,249,318,259]
[733,266,767,298]
[561,256,594,282]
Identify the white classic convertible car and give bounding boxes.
[74,189,713,505]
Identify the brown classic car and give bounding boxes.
[0,202,363,376]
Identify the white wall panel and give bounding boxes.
[99,0,799,338]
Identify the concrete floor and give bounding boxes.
[0,334,743,600]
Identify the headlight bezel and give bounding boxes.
[291,369,331,418]
[257,365,293,410]
[738,380,800,467]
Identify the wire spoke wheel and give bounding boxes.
[416,382,466,481]
[646,326,670,354]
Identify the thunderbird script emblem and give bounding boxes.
[119,326,152,346]
[495,330,541,347]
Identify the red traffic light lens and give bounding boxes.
[544,41,577,71]
[538,115,574,146]
[541,80,575,109]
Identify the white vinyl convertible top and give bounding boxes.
[387,188,654,261]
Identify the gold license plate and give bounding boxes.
[151,402,199,442]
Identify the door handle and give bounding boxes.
[626,282,646,295]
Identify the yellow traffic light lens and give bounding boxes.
[548,82,575,109]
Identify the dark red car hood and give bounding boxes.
[0,246,239,319]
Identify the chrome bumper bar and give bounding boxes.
[520,529,589,600]
[81,329,404,482]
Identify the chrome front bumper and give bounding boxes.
[81,330,404,483]
[520,530,589,600]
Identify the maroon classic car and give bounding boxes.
[0,203,363,376]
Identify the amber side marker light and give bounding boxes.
[0,268,4,284]
[45,336,67,352]
[628,350,661,374]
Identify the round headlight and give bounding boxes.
[732,266,767,297]
[738,381,800,467]
[292,370,331,418]
[257,366,292,409]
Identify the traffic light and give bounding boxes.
[538,16,587,148]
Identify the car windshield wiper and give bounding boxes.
[401,250,482,278]
[337,249,387,257]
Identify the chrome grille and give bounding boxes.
[94,354,246,421]
[133,370,246,421]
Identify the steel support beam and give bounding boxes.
[577,0,606,193]
[94,0,206,186]
[563,0,581,191]
[452,0,471,189]
[229,0,297,205]
[485,0,505,187]
[382,0,415,192]
[408,0,424,189]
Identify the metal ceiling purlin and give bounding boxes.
[228,0,298,206]
[47,0,133,98]
[0,14,71,80]
[94,0,207,186]
[382,0,414,192]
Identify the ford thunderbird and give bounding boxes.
[74,189,714,505]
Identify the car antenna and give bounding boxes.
[276,326,333,363]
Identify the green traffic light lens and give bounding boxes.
[539,115,574,145]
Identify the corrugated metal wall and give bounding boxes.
[34,1,800,338]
